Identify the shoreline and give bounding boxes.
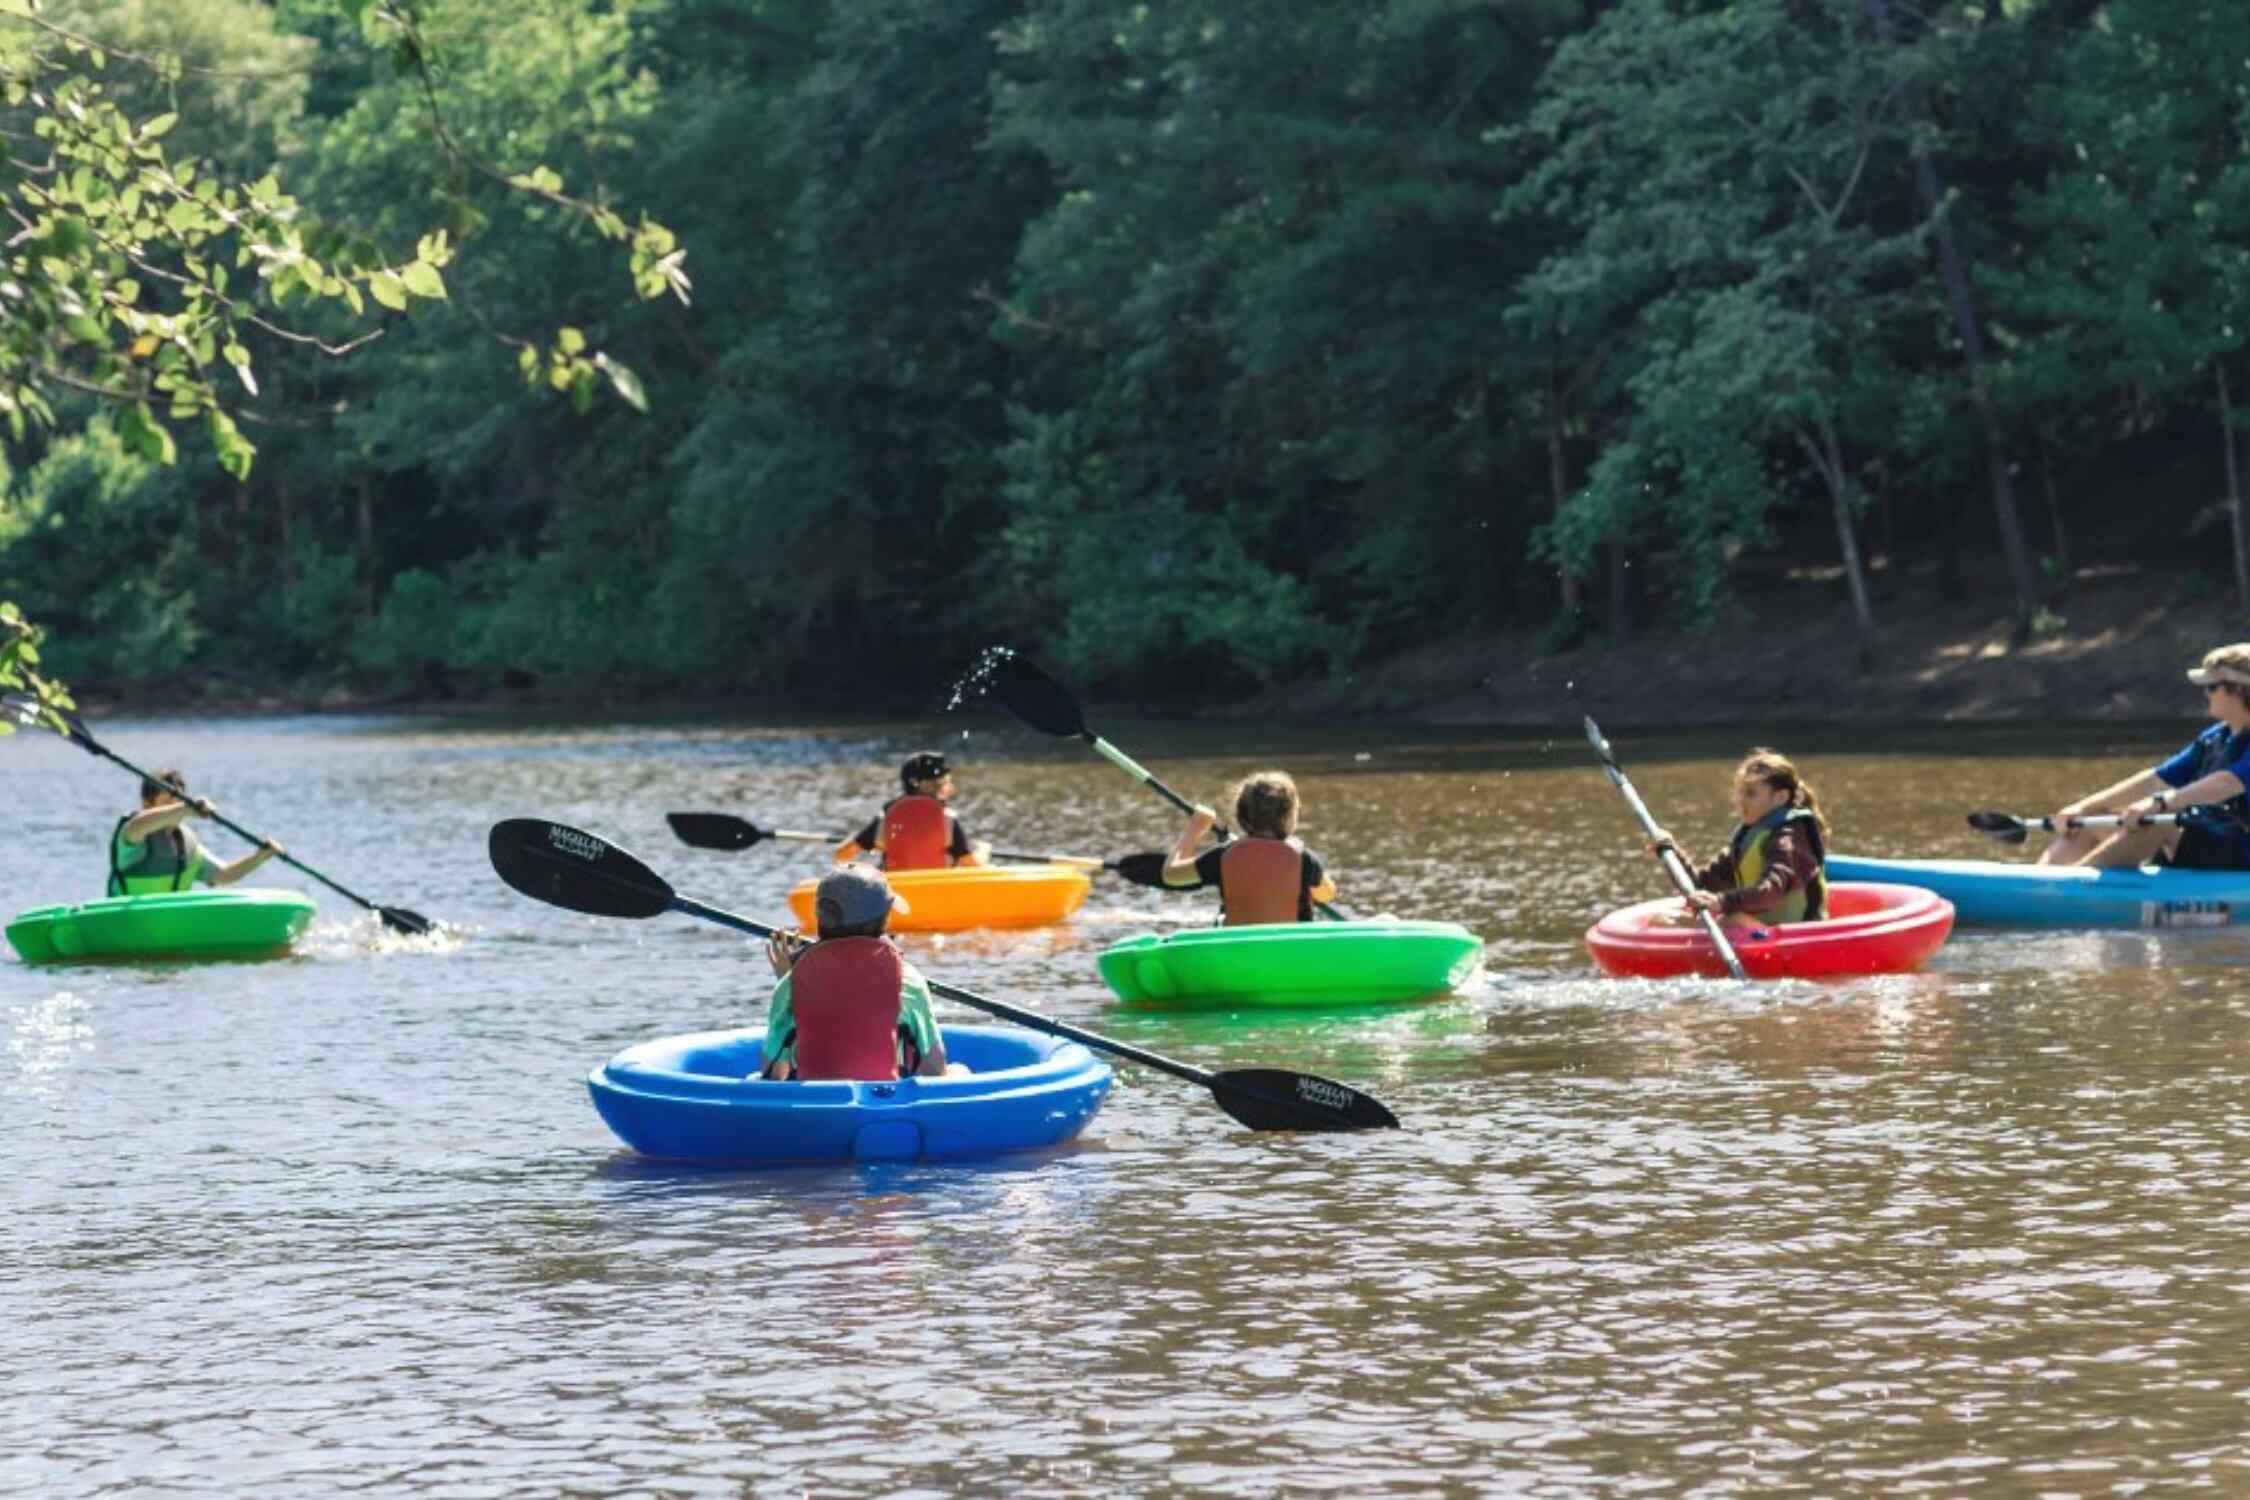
[45,564,2243,731]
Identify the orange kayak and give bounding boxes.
[787,865,1092,934]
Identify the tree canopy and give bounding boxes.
[0,0,2245,704]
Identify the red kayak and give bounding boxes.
[1586,881,1955,981]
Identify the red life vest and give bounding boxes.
[1218,838,1306,926]
[881,795,952,871]
[788,937,908,1082]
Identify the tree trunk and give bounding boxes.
[1546,363,1581,614]
[1797,418,1876,650]
[2037,432,2069,594]
[1608,544,1632,647]
[2223,365,2250,614]
[277,464,294,601]
[1866,0,2040,630]
[356,475,376,618]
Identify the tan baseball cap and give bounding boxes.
[2187,643,2250,690]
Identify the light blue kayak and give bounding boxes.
[1826,853,2250,929]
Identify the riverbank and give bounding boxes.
[46,559,2245,729]
[1245,557,2246,727]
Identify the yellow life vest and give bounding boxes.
[1729,807,1827,923]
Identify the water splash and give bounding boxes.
[944,645,1019,714]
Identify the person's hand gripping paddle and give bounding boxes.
[1583,716,1749,982]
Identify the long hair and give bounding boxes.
[1739,748,1828,842]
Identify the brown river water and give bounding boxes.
[6,712,2250,1495]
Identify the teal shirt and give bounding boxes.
[761,955,941,1077]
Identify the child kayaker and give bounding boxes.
[833,750,991,872]
[759,864,952,1082]
[1162,769,1339,924]
[1647,747,1829,926]
[109,769,283,896]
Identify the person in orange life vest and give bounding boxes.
[1645,748,1829,927]
[757,864,951,1082]
[831,750,991,872]
[1160,769,1339,924]
[109,768,283,897]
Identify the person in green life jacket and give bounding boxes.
[2037,642,2250,869]
[1646,748,1830,926]
[109,769,283,896]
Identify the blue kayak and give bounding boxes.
[1827,853,2250,929]
[587,1024,1113,1164]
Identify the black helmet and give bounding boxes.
[900,751,949,791]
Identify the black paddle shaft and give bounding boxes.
[487,818,1398,1132]
[22,700,433,935]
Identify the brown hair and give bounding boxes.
[140,768,186,804]
[1738,747,1828,842]
[1232,770,1300,839]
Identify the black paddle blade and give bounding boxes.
[953,646,1087,738]
[667,811,764,851]
[378,906,436,936]
[488,818,673,919]
[1210,1069,1400,1131]
[1110,851,1180,888]
[1965,810,2031,845]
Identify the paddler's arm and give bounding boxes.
[120,796,212,844]
[947,815,989,868]
[834,816,883,865]
[207,839,283,887]
[1163,805,1219,887]
[2119,770,2247,826]
[2055,769,2166,829]
[1716,825,1815,917]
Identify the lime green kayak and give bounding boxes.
[1096,920,1484,1008]
[6,888,318,964]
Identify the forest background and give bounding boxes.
[0,0,2245,720]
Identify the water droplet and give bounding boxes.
[1354,752,1372,762]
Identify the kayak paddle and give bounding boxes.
[662,810,1159,879]
[1583,715,1750,982]
[2,691,436,936]
[1967,808,2186,845]
[960,647,1352,919]
[489,816,1398,1132]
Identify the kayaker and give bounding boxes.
[1162,769,1339,924]
[2040,642,2250,869]
[1647,748,1829,926]
[108,770,283,896]
[832,751,991,872]
[758,864,953,1082]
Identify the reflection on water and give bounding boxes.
[6,713,2250,1492]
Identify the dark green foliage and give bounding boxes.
[5,0,2250,703]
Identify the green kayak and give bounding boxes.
[6,888,318,964]
[1096,920,1485,1008]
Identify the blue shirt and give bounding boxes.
[2154,722,2250,851]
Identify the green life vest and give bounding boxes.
[108,815,209,896]
[1728,806,1827,924]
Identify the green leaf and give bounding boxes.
[400,261,446,300]
[556,326,585,355]
[593,352,648,413]
[140,113,177,142]
[368,270,408,311]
